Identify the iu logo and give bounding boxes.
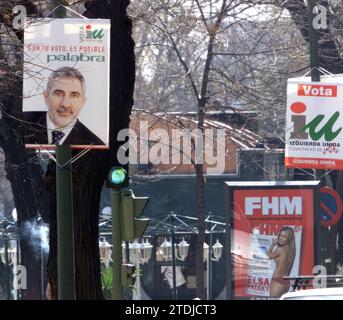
[290,102,342,141]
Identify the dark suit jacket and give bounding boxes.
[24,112,105,146]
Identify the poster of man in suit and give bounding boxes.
[23,18,110,149]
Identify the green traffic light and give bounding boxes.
[110,167,127,185]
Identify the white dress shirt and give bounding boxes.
[46,114,76,145]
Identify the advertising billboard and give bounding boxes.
[23,18,110,149]
[225,181,320,299]
[285,76,343,169]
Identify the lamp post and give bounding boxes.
[129,239,153,300]
[204,239,223,300]
[0,217,21,300]
[99,235,153,300]
[160,233,190,300]
[170,214,177,299]
[140,239,153,264]
[99,236,113,268]
[160,237,189,262]
[51,1,75,300]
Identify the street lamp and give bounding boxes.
[99,236,112,268]
[178,237,190,261]
[129,240,140,265]
[160,237,190,262]
[204,239,223,300]
[160,238,172,261]
[129,238,153,300]
[140,239,153,264]
[160,236,190,300]
[99,236,153,300]
[160,237,189,261]
[212,239,223,262]
[203,242,209,262]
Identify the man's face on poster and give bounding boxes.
[43,77,87,128]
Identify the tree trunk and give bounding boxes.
[4,142,44,300]
[0,97,50,300]
[195,163,206,299]
[195,97,206,300]
[0,0,52,300]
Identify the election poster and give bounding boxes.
[285,76,343,169]
[225,181,320,299]
[23,18,110,149]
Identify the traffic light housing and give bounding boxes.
[106,166,129,189]
[122,190,149,241]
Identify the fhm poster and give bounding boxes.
[227,181,319,299]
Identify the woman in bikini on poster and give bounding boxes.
[266,226,296,298]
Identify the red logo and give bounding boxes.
[86,25,92,30]
[290,102,307,113]
[298,84,337,97]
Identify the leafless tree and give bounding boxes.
[129,0,312,298]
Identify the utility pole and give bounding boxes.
[170,213,177,300]
[309,0,320,82]
[207,223,213,300]
[111,189,123,299]
[52,0,76,300]
[308,0,333,273]
[293,2,320,185]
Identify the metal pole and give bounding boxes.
[52,1,75,300]
[56,145,75,300]
[170,213,177,300]
[309,0,322,184]
[309,0,329,270]
[135,261,141,300]
[111,190,123,299]
[225,190,232,300]
[208,230,213,300]
[4,238,11,300]
[37,215,44,300]
[41,232,44,300]
[206,245,209,300]
[125,241,130,264]
[308,0,321,82]
[53,0,66,18]
[16,238,20,299]
[12,240,17,301]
